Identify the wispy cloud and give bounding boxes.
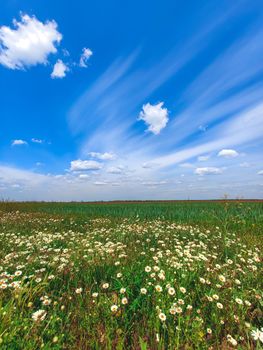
[31,138,44,144]
[70,160,102,171]
[0,163,262,200]
[68,50,139,134]
[198,155,210,162]
[88,152,116,160]
[151,102,263,168]
[194,167,223,175]
[68,2,263,168]
[79,47,93,68]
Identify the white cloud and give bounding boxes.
[31,138,44,144]
[0,14,62,69]
[70,160,102,171]
[94,181,107,186]
[194,167,223,175]
[218,149,239,158]
[142,162,159,169]
[51,59,68,79]
[88,152,116,160]
[198,155,210,161]
[79,47,93,68]
[0,165,47,187]
[0,163,262,201]
[138,102,169,135]
[107,166,124,174]
[12,139,27,146]
[151,103,263,169]
[79,174,89,179]
[257,170,263,175]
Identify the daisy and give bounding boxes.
[155,285,163,292]
[168,287,175,296]
[140,288,147,294]
[32,309,47,322]
[235,298,243,305]
[111,305,118,313]
[159,313,166,321]
[216,303,223,309]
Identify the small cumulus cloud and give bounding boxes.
[88,152,116,160]
[93,181,107,186]
[194,167,223,175]
[79,47,93,68]
[31,138,44,144]
[70,159,102,171]
[138,102,169,135]
[51,59,68,79]
[257,170,263,175]
[218,149,239,158]
[198,155,210,161]
[0,14,62,69]
[11,139,27,146]
[107,166,124,174]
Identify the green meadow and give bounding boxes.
[0,201,262,349]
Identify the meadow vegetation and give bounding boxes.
[0,201,262,349]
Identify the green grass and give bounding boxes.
[0,201,262,349]
[1,200,263,230]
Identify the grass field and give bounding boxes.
[0,201,262,349]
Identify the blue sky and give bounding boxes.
[0,0,263,200]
